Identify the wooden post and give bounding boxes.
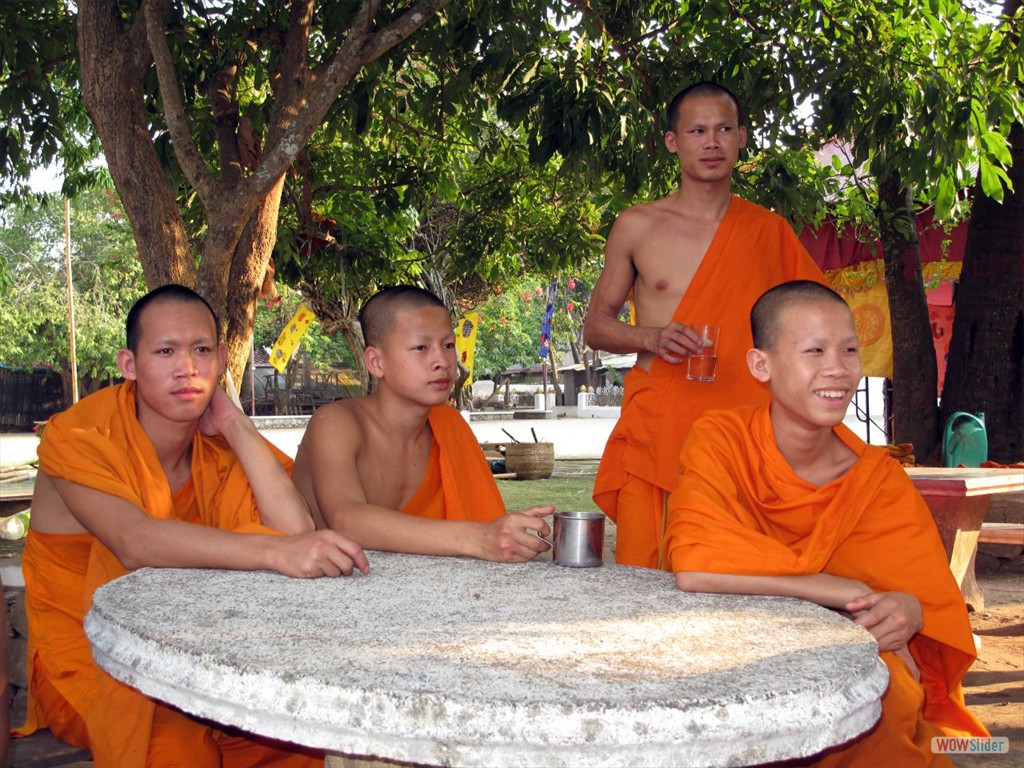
[63,196,79,404]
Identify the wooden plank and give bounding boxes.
[905,467,1024,497]
[978,522,1024,546]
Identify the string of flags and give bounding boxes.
[538,278,558,359]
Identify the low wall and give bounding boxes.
[250,415,311,430]
[576,393,621,419]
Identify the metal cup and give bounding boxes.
[551,511,605,567]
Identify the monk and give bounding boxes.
[583,81,826,569]
[292,286,553,561]
[17,284,368,768]
[667,281,988,765]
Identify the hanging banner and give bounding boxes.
[539,279,558,359]
[269,303,315,374]
[454,312,480,385]
[930,304,955,397]
[844,282,892,378]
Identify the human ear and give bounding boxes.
[364,346,385,380]
[746,348,770,382]
[117,349,137,381]
[665,131,678,153]
[739,125,748,149]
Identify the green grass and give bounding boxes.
[496,474,600,513]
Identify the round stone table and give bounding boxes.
[84,552,887,768]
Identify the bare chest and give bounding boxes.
[631,218,720,327]
[356,434,432,510]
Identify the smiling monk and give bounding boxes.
[292,285,553,562]
[16,284,367,768]
[666,281,988,765]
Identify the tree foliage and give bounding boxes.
[0,190,146,398]
[1,0,1022,456]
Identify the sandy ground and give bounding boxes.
[956,569,1024,768]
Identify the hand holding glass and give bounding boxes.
[686,324,721,383]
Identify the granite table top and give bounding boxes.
[85,552,887,768]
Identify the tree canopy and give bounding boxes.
[1,0,1021,457]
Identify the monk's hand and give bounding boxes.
[846,591,923,652]
[274,530,370,578]
[477,506,554,563]
[199,387,247,438]
[650,322,703,364]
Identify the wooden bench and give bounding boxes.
[978,522,1024,546]
[906,467,1023,610]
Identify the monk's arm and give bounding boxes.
[583,210,697,362]
[675,570,872,610]
[294,411,552,562]
[319,500,552,563]
[200,387,314,534]
[677,571,923,651]
[52,476,368,577]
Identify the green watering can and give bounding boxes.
[942,412,988,468]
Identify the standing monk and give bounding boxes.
[16,284,368,768]
[583,81,827,568]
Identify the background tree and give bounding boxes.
[940,0,1024,462]
[0,189,146,400]
[71,0,450,388]
[2,0,1021,458]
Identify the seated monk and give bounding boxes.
[292,285,553,561]
[666,280,988,766]
[16,284,368,768]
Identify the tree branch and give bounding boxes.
[143,0,215,202]
[208,64,243,186]
[244,0,450,201]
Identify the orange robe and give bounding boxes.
[400,404,507,522]
[665,405,988,765]
[16,382,322,768]
[593,196,827,568]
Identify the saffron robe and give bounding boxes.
[666,405,987,764]
[16,382,321,768]
[593,197,827,567]
[400,404,507,522]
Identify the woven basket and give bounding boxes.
[505,442,555,480]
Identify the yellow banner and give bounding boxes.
[270,304,315,374]
[454,312,480,385]
[845,283,892,377]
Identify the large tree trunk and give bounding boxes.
[940,120,1024,462]
[204,177,286,386]
[78,0,450,395]
[877,172,939,459]
[78,0,195,289]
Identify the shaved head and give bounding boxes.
[359,286,449,348]
[750,281,848,350]
[666,81,744,132]
[126,284,219,352]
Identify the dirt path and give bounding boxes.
[956,570,1024,768]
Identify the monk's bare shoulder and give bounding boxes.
[299,398,368,457]
[611,199,676,240]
